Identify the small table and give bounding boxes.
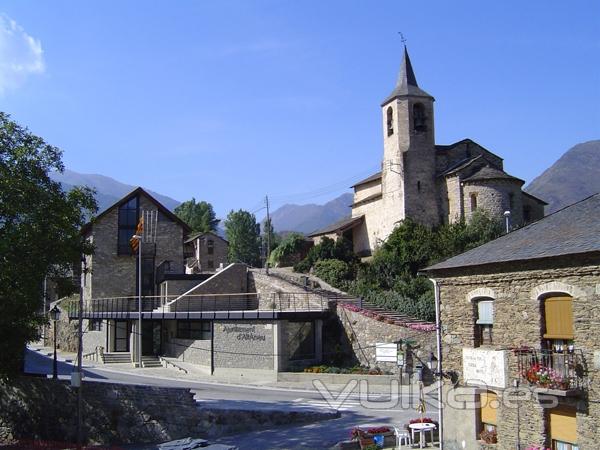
[408,422,436,448]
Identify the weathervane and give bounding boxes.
[398,32,407,46]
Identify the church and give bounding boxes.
[309,47,547,256]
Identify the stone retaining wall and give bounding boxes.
[0,377,202,445]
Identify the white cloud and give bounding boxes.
[0,14,45,94]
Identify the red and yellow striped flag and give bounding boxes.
[129,217,144,253]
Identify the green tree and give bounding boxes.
[261,217,280,254]
[224,209,261,266]
[268,232,305,266]
[174,198,219,233]
[0,112,97,378]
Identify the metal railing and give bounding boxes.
[66,291,330,320]
[515,348,586,391]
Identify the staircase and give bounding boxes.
[141,356,163,368]
[102,352,132,364]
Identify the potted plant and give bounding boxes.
[480,428,497,444]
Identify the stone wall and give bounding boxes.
[213,320,275,371]
[433,256,600,450]
[162,320,211,366]
[86,192,186,301]
[0,377,202,445]
[462,178,524,226]
[330,304,436,375]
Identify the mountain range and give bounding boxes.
[525,140,600,214]
[49,169,180,212]
[268,193,353,234]
[53,139,599,234]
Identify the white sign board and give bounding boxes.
[376,343,397,363]
[462,348,507,389]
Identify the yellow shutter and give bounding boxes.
[480,391,498,425]
[550,406,577,444]
[544,296,574,340]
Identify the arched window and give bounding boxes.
[386,106,394,136]
[413,103,427,132]
[470,193,478,212]
[474,298,494,347]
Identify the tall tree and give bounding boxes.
[224,209,261,266]
[174,198,219,233]
[0,112,97,378]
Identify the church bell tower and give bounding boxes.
[379,46,439,237]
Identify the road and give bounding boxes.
[25,348,439,449]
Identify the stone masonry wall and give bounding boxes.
[213,320,275,371]
[332,305,436,375]
[463,178,524,226]
[434,257,600,450]
[88,192,185,301]
[0,377,203,445]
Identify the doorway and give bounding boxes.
[142,320,162,356]
[114,320,130,352]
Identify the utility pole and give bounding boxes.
[265,195,271,275]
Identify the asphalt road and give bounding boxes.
[25,348,439,449]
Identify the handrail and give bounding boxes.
[159,356,188,374]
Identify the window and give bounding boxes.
[470,193,478,212]
[550,406,578,450]
[475,299,494,347]
[137,257,155,297]
[117,196,139,255]
[207,239,214,255]
[479,391,498,435]
[89,319,102,331]
[417,181,421,192]
[386,106,394,136]
[413,103,427,132]
[177,320,211,340]
[543,295,574,352]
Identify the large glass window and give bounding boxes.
[207,239,214,255]
[118,196,139,255]
[138,257,155,297]
[177,320,211,340]
[475,299,494,347]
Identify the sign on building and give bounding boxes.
[375,343,397,363]
[462,348,507,388]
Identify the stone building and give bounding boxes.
[184,231,228,273]
[423,193,600,450]
[309,47,546,256]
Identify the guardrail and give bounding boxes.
[515,348,586,392]
[66,291,331,320]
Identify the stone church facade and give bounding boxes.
[310,47,546,256]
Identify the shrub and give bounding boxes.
[268,232,306,267]
[313,259,352,286]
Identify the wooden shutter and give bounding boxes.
[480,391,498,425]
[544,296,574,339]
[550,406,577,444]
[476,300,494,325]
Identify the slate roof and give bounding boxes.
[381,46,433,105]
[424,193,600,272]
[351,172,382,188]
[440,155,483,177]
[81,186,191,235]
[462,166,524,184]
[307,215,364,237]
[184,231,228,244]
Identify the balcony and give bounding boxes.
[515,348,586,395]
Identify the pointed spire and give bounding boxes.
[381,45,433,106]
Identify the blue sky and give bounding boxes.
[1,1,599,218]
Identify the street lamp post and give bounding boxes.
[49,305,61,380]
